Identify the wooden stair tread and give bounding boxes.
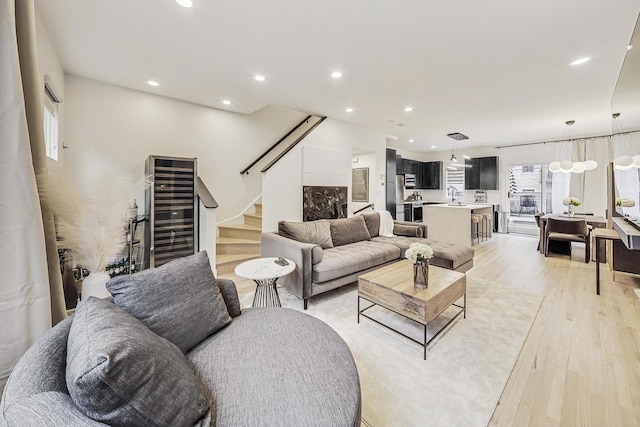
[218,223,261,231]
[217,237,260,244]
[244,213,261,219]
[216,254,260,263]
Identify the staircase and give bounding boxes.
[216,203,262,274]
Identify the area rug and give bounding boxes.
[238,276,543,427]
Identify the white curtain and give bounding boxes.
[567,136,610,216]
[0,0,63,392]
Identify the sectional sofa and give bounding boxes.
[0,252,361,426]
[261,212,475,309]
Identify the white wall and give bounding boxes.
[262,119,388,232]
[62,75,307,223]
[351,151,377,212]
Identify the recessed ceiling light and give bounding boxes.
[222,100,231,105]
[569,57,590,66]
[345,107,353,113]
[404,107,413,112]
[176,0,193,7]
[409,139,414,143]
[628,45,634,51]
[254,75,266,82]
[147,80,159,87]
[431,145,436,149]
[331,71,342,79]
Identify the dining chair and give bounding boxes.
[544,217,591,263]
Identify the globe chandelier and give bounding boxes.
[612,113,640,170]
[548,120,598,173]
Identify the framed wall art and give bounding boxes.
[351,167,369,202]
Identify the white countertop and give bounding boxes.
[424,203,494,210]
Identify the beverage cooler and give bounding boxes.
[145,155,198,268]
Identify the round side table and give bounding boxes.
[234,257,295,307]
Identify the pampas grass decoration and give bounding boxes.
[42,173,146,273]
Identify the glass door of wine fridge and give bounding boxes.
[145,155,198,268]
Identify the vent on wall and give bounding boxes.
[44,75,62,103]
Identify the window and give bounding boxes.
[44,100,58,161]
[43,75,61,161]
[445,167,464,200]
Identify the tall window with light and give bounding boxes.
[43,75,61,161]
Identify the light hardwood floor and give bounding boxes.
[220,232,640,426]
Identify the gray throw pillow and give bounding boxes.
[278,220,333,248]
[361,212,381,238]
[66,297,210,426]
[107,251,231,352]
[394,224,424,238]
[330,215,372,246]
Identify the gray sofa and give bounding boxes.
[0,252,361,427]
[261,212,474,309]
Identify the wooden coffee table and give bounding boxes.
[358,259,466,360]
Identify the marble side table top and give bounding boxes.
[234,257,295,281]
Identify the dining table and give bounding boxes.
[538,213,607,260]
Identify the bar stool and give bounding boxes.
[471,214,482,245]
[480,213,491,242]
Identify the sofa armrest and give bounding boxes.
[261,232,315,300]
[216,278,241,317]
[393,220,428,239]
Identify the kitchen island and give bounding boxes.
[422,203,494,247]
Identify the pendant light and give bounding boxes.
[549,120,597,173]
[612,113,640,170]
[447,132,472,169]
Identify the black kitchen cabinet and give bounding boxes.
[398,159,442,189]
[401,158,421,177]
[421,161,442,189]
[404,204,412,221]
[464,158,480,189]
[386,149,397,218]
[480,157,498,190]
[396,155,402,173]
[464,156,498,190]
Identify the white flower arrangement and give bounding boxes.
[562,197,581,207]
[405,242,434,264]
[616,198,636,207]
[43,172,148,273]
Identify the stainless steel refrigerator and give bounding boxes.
[395,175,405,221]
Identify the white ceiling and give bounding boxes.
[35,0,640,153]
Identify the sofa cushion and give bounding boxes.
[330,216,372,247]
[361,212,380,238]
[371,236,474,270]
[312,241,400,283]
[66,297,209,426]
[217,278,242,318]
[107,251,231,353]
[279,220,333,249]
[393,224,424,238]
